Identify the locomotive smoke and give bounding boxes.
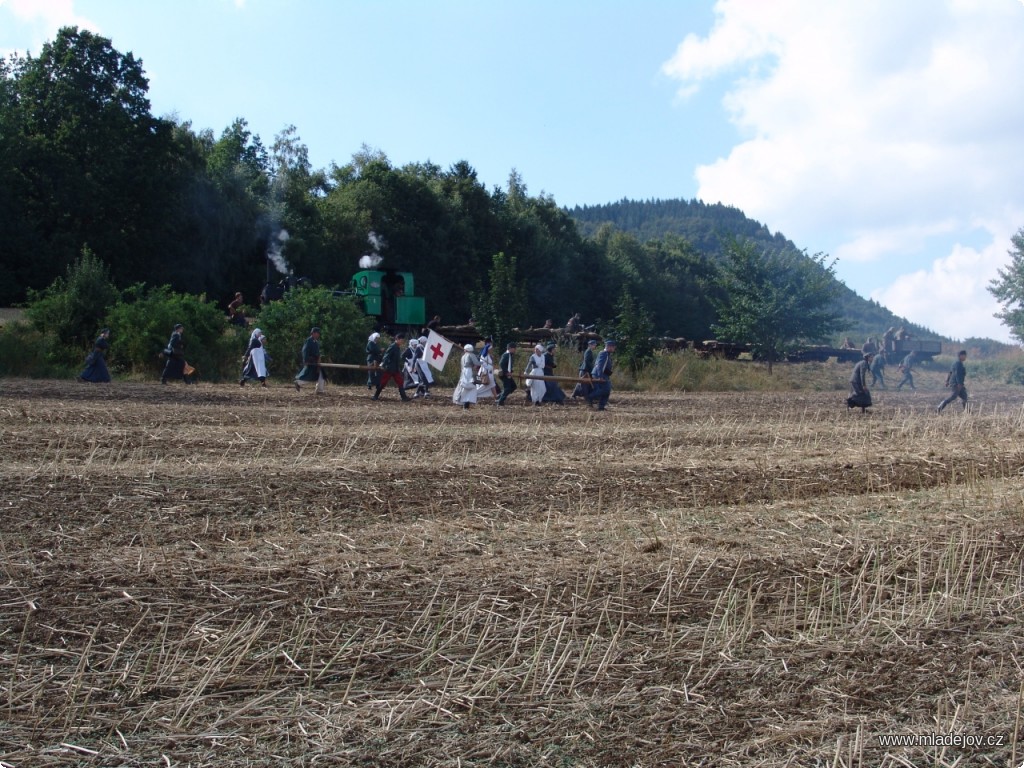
[267,229,292,275]
[359,230,385,269]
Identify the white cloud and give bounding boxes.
[663,0,1024,340]
[872,224,1019,343]
[0,0,99,55]
[1,0,96,29]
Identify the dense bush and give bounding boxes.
[24,247,120,349]
[253,287,374,384]
[103,285,244,381]
[0,323,77,378]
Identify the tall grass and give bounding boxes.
[633,352,844,392]
[632,350,1024,393]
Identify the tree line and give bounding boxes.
[4,26,923,379]
[1,28,643,336]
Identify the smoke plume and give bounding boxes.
[359,230,385,269]
[267,229,291,275]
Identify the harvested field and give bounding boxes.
[2,378,1023,767]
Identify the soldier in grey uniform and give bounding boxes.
[937,350,968,413]
[847,353,873,412]
[896,351,916,391]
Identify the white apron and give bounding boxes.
[526,353,546,403]
[452,353,479,404]
[250,345,268,378]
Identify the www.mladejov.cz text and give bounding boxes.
[877,732,1007,749]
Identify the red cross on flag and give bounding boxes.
[424,330,454,371]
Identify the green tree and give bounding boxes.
[602,288,655,376]
[712,240,842,373]
[254,287,373,382]
[10,27,177,290]
[988,227,1024,343]
[471,252,528,347]
[25,246,120,347]
[0,56,34,303]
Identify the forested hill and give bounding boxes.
[568,198,943,343]
[570,198,788,254]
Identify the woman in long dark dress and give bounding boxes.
[161,323,188,384]
[541,343,566,404]
[365,332,382,390]
[79,328,112,382]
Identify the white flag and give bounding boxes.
[423,330,454,371]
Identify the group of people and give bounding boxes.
[357,332,618,411]
[847,347,968,414]
[364,331,436,401]
[851,348,919,393]
[77,321,973,417]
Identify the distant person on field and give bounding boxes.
[414,335,435,397]
[228,292,247,326]
[365,331,383,391]
[240,328,269,387]
[452,343,480,409]
[573,338,598,400]
[161,323,191,384]
[79,328,112,383]
[294,327,322,393]
[541,343,566,403]
[474,341,499,401]
[565,312,581,333]
[524,344,547,405]
[869,350,886,389]
[896,351,916,391]
[496,342,518,406]
[882,327,896,353]
[587,339,617,411]
[372,333,411,401]
[402,337,420,390]
[937,350,969,413]
[846,353,873,412]
[861,337,877,356]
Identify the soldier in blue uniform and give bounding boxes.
[294,327,322,392]
[573,338,598,400]
[587,339,617,411]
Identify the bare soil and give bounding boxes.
[2,378,1023,767]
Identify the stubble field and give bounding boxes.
[1,377,1023,767]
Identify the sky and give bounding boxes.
[3,0,1024,343]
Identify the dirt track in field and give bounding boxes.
[2,378,1023,767]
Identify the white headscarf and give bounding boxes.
[368,332,381,342]
[249,328,262,344]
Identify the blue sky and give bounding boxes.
[4,0,1024,342]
